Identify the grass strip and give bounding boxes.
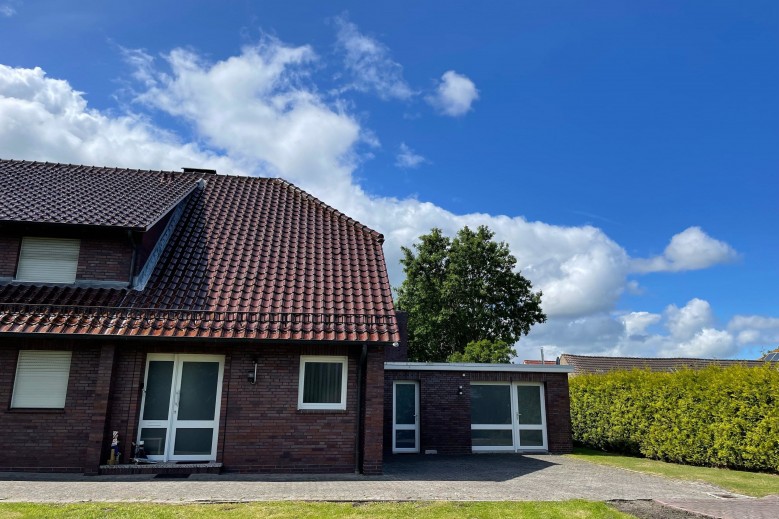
[569,447,779,497]
[0,500,632,519]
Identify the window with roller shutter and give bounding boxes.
[15,237,80,284]
[11,350,72,408]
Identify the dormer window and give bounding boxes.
[16,237,80,284]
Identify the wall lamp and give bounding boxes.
[248,359,258,384]
[458,385,463,396]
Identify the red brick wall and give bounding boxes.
[0,231,133,283]
[76,236,133,283]
[384,369,573,455]
[361,344,384,474]
[0,235,20,278]
[106,342,384,474]
[0,339,103,472]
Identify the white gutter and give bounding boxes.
[384,362,574,373]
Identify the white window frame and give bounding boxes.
[470,381,548,452]
[11,350,72,409]
[298,355,348,410]
[15,237,80,284]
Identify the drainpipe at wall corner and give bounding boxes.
[354,343,368,474]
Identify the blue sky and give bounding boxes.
[1,1,777,359]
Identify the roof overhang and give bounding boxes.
[384,362,575,373]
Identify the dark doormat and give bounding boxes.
[154,473,190,479]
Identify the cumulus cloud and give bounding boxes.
[631,226,739,273]
[521,298,743,360]
[0,39,770,361]
[728,315,779,346]
[395,143,427,169]
[427,70,479,116]
[334,16,414,101]
[0,64,238,172]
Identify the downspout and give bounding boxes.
[354,343,368,474]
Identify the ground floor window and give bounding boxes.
[470,382,547,452]
[298,356,348,410]
[11,350,72,408]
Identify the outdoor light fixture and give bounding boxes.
[458,385,463,396]
[248,359,258,384]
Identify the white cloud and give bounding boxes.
[728,315,779,346]
[665,298,714,339]
[427,70,479,117]
[0,3,15,17]
[395,142,426,169]
[631,226,739,273]
[334,16,414,101]
[621,311,662,337]
[520,298,743,360]
[0,64,238,172]
[0,40,764,361]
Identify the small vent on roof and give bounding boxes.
[182,167,217,175]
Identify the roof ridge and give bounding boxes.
[561,353,758,362]
[270,177,384,243]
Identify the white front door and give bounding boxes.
[392,381,420,453]
[470,382,547,452]
[137,354,224,462]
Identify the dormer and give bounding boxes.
[0,160,206,290]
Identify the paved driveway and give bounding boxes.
[0,454,733,503]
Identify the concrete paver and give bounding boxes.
[0,454,730,503]
[2,454,773,518]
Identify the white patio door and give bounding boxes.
[392,381,420,453]
[471,382,547,452]
[138,354,224,462]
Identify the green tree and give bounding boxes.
[396,225,546,362]
[447,339,516,363]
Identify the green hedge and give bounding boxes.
[569,364,779,472]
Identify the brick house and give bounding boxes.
[0,159,572,475]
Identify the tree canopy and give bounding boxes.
[447,339,516,363]
[395,225,546,362]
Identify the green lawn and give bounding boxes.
[569,447,779,498]
[0,501,631,519]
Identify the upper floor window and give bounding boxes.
[16,237,80,284]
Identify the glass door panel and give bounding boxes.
[393,381,419,453]
[137,354,224,462]
[514,384,547,450]
[471,384,513,451]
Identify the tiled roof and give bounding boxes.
[0,160,201,230]
[0,162,398,342]
[559,353,767,375]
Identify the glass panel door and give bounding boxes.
[393,381,419,453]
[471,384,514,452]
[170,358,223,460]
[137,354,224,462]
[514,384,547,450]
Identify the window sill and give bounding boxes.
[297,408,349,414]
[6,408,66,414]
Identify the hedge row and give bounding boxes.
[569,364,779,472]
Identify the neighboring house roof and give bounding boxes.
[762,348,779,361]
[522,360,558,365]
[0,160,398,342]
[0,160,201,231]
[559,353,767,375]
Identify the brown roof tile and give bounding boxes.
[559,353,766,375]
[0,160,200,230]
[0,161,398,342]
